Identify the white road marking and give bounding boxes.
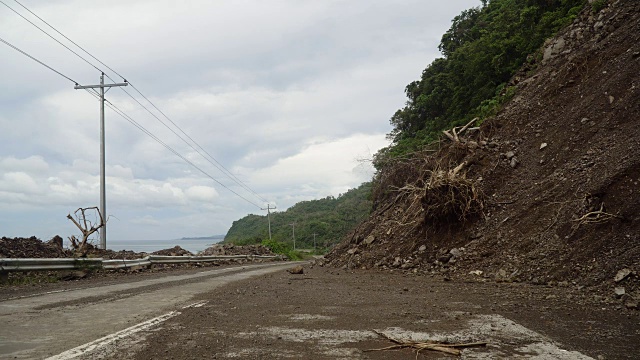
[45,311,180,360]
[233,313,594,359]
[182,300,208,309]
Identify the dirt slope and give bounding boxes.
[327,1,639,308]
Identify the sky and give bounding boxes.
[0,0,480,244]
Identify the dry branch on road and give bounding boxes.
[365,330,487,358]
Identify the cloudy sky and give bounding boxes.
[0,0,480,244]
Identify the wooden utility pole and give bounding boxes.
[74,73,128,249]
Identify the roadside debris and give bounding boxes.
[287,265,304,275]
[365,330,487,356]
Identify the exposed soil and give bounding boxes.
[327,1,639,311]
[118,265,639,359]
[0,236,71,258]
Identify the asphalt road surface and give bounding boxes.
[0,262,298,359]
[1,264,638,359]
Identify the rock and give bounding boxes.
[347,248,357,255]
[608,95,615,104]
[510,157,519,168]
[540,142,548,150]
[449,248,462,258]
[495,269,508,280]
[614,287,625,298]
[418,245,427,252]
[287,265,304,275]
[363,235,375,246]
[48,235,63,248]
[543,37,566,61]
[614,268,632,282]
[469,270,483,276]
[505,151,516,160]
[625,301,638,310]
[392,257,401,268]
[438,253,452,263]
[60,270,88,281]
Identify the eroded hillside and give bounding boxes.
[327,0,639,308]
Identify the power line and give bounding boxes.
[126,82,270,203]
[8,0,269,205]
[114,83,269,203]
[1,32,262,209]
[0,0,102,74]
[0,35,77,84]
[12,0,126,81]
[92,92,263,209]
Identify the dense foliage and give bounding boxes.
[376,0,585,167]
[224,183,372,251]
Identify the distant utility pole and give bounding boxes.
[312,233,317,251]
[74,73,128,250]
[288,221,296,251]
[261,204,276,240]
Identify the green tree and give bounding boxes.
[379,0,585,165]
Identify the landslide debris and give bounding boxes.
[327,0,639,306]
[0,236,70,258]
[152,246,193,256]
[200,243,276,256]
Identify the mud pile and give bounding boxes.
[327,1,639,306]
[0,236,71,258]
[200,243,275,256]
[151,246,193,256]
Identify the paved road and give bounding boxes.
[0,262,298,359]
[2,264,637,359]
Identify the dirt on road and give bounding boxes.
[95,265,640,360]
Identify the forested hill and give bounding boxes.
[224,183,372,250]
[375,0,586,166]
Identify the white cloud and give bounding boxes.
[0,0,481,240]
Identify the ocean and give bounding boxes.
[102,238,220,254]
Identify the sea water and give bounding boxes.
[104,238,219,253]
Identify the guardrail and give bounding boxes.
[0,254,283,272]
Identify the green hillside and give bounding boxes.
[375,0,585,167]
[224,183,372,251]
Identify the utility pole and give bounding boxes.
[74,73,128,249]
[288,221,296,251]
[312,233,317,251]
[261,204,276,240]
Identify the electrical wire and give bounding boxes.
[9,0,270,205]
[115,83,270,203]
[0,0,103,74]
[12,0,126,80]
[126,82,270,203]
[83,89,263,209]
[0,35,78,84]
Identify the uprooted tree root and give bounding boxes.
[373,146,485,225]
[572,203,621,230]
[421,161,485,223]
[365,330,487,358]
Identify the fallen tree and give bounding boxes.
[66,206,104,255]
